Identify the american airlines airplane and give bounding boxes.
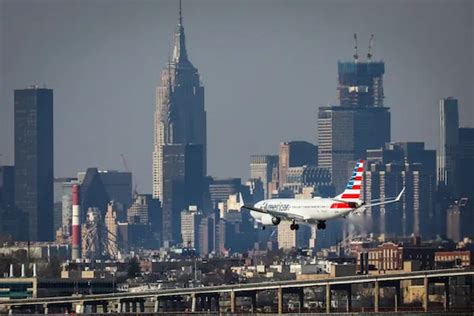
[241,160,405,231]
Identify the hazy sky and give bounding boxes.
[1,0,473,193]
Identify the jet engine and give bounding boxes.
[261,214,281,226]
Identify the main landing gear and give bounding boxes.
[317,221,326,230]
[290,220,299,231]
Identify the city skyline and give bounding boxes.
[1,0,473,192]
[1,1,474,311]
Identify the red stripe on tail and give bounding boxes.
[341,194,360,199]
[330,202,350,209]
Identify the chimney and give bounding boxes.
[71,184,82,260]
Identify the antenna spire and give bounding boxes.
[178,0,183,26]
[172,0,189,64]
[353,33,358,62]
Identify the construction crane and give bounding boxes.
[367,34,374,61]
[120,154,139,197]
[353,33,358,62]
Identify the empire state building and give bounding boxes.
[153,2,206,245]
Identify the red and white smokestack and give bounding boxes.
[71,184,81,260]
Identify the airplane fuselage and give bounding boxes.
[244,160,404,231]
[251,198,354,224]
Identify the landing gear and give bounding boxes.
[290,220,299,231]
[261,226,266,230]
[317,221,326,230]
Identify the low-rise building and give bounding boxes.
[435,250,473,268]
[357,242,438,271]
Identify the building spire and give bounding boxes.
[179,0,183,27]
[172,0,191,66]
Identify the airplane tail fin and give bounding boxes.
[335,159,364,202]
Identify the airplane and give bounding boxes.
[241,159,405,231]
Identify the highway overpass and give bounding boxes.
[1,268,473,314]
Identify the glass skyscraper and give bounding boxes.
[14,87,54,241]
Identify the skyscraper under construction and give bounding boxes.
[152,2,206,245]
[317,35,390,192]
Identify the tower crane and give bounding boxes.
[120,154,139,198]
[367,34,374,61]
[353,33,358,62]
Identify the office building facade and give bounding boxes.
[208,178,241,208]
[283,166,332,194]
[279,141,317,187]
[446,198,472,242]
[363,143,436,237]
[127,194,161,227]
[161,144,204,244]
[457,128,474,199]
[0,166,15,207]
[0,167,25,240]
[437,97,459,193]
[250,155,278,199]
[14,87,54,241]
[181,206,202,250]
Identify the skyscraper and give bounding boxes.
[277,220,298,250]
[0,165,25,240]
[14,87,54,241]
[457,128,474,199]
[318,60,390,192]
[437,97,459,192]
[127,194,161,226]
[208,178,241,208]
[446,198,471,242]
[152,2,206,246]
[363,142,436,237]
[0,166,15,207]
[159,144,204,244]
[78,168,110,219]
[53,177,74,233]
[283,166,332,194]
[181,206,202,250]
[250,155,278,199]
[279,141,317,187]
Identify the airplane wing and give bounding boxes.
[241,205,306,221]
[360,189,405,204]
